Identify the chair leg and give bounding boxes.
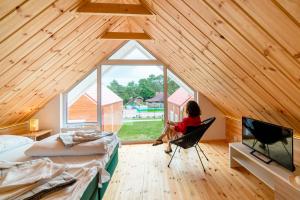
[168,146,179,168]
[195,146,206,172]
[197,144,209,161]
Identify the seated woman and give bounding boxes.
[152,100,201,153]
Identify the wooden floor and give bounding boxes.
[103,142,273,200]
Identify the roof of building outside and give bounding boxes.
[146,92,164,102]
[85,83,123,106]
[168,88,193,107]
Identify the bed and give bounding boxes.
[0,134,119,200]
[81,143,119,200]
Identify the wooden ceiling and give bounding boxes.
[0,0,299,135]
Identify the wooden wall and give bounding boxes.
[0,122,29,135]
[225,117,242,142]
[0,0,299,140]
[138,0,300,137]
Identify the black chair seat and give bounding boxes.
[168,117,216,172]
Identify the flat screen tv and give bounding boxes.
[242,117,295,171]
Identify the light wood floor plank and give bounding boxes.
[103,142,273,200]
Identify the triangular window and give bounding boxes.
[109,40,156,60]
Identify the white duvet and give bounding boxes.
[0,158,108,200]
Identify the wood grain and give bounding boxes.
[0,0,299,140]
[103,142,274,200]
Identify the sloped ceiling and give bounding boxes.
[0,0,299,135]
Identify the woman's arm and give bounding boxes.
[167,121,177,126]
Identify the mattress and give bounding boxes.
[0,136,118,164]
[0,136,119,200]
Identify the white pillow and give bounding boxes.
[24,134,115,157]
[0,135,33,153]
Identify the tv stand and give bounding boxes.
[250,149,273,164]
[230,143,300,200]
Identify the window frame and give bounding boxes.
[62,41,197,129]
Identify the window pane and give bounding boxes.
[102,65,164,141]
[109,40,156,60]
[167,69,195,122]
[67,70,97,123]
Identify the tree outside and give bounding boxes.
[107,74,179,141]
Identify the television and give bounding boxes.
[242,117,295,171]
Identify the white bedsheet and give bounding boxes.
[0,137,119,200]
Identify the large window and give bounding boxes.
[65,70,97,124]
[167,69,195,123]
[63,41,195,142]
[102,65,164,141]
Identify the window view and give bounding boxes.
[102,65,165,141]
[64,41,196,142]
[66,70,97,123]
[109,40,156,60]
[167,69,195,122]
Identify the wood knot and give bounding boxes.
[263,49,270,56]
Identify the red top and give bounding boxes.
[174,116,201,134]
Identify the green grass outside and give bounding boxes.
[117,120,164,141]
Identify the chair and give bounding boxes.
[167,117,216,172]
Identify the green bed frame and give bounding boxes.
[81,144,119,200]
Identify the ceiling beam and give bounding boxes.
[76,2,153,16]
[99,31,152,40]
[101,59,162,65]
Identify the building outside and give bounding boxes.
[167,88,194,122]
[68,84,123,132]
[146,92,164,108]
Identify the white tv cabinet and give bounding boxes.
[229,143,300,200]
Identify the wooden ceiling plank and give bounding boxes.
[0,17,123,112]
[135,18,279,124]
[0,17,120,104]
[0,17,121,117]
[0,0,57,43]
[205,0,300,87]
[145,0,299,128]
[275,0,300,25]
[170,0,300,124]
[234,0,300,58]
[200,0,300,124]
[0,0,27,20]
[76,2,153,16]
[0,11,79,78]
[0,0,81,61]
[0,14,86,99]
[2,41,123,125]
[0,16,92,109]
[157,20,294,125]
[0,18,124,123]
[100,31,152,40]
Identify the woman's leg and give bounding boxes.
[165,126,176,153]
[157,124,170,140]
[153,124,171,146]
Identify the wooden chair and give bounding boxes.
[167,117,216,172]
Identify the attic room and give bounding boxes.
[0,0,299,199]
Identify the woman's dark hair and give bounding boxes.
[186,100,201,117]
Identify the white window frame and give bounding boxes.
[62,41,197,130]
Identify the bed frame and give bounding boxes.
[81,144,119,200]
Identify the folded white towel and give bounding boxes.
[59,132,113,147]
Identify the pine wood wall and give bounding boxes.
[0,0,299,139]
